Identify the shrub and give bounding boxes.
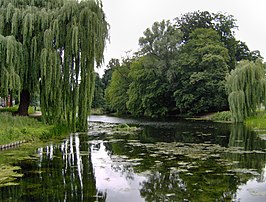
[211,111,232,122]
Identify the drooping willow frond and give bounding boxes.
[226,60,266,122]
[0,0,109,131]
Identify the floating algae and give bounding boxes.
[0,165,23,187]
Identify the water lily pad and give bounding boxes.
[127,158,143,163]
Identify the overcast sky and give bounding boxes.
[98,0,266,76]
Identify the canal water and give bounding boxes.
[1,115,266,201]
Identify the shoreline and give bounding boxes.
[0,112,69,151]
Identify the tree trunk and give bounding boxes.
[17,89,30,116]
[8,90,13,107]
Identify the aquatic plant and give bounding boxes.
[0,165,23,187]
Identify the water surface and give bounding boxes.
[1,115,266,201]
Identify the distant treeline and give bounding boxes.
[92,11,264,118]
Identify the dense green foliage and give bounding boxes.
[175,11,262,70]
[174,28,229,114]
[226,60,266,122]
[127,20,182,117]
[92,73,105,109]
[127,56,174,117]
[210,111,232,122]
[104,11,263,118]
[102,58,120,88]
[235,41,263,61]
[105,58,132,114]
[0,0,108,131]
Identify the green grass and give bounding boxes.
[210,111,266,129]
[0,112,69,145]
[245,112,266,129]
[0,111,70,187]
[0,106,18,113]
[0,106,36,114]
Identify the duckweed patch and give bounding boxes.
[0,165,23,187]
[87,122,266,183]
[88,122,142,136]
[88,122,266,178]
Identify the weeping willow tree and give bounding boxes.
[226,60,266,122]
[0,0,109,131]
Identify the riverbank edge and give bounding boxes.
[0,140,27,151]
[195,110,266,131]
[0,112,70,150]
[245,112,266,130]
[2,110,265,150]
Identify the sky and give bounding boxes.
[98,0,266,76]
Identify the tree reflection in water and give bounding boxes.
[1,121,266,201]
[0,134,106,201]
[228,124,266,201]
[90,140,146,202]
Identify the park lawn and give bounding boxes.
[0,112,68,145]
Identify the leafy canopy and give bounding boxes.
[126,20,182,117]
[174,28,229,114]
[104,11,263,118]
[0,0,109,131]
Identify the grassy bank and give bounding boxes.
[207,110,266,130]
[0,112,69,146]
[245,112,266,129]
[209,110,266,130]
[187,111,233,123]
[0,110,70,187]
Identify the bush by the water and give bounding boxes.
[211,111,232,122]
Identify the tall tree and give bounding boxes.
[126,20,182,117]
[105,58,132,114]
[174,28,229,114]
[175,11,252,70]
[0,0,109,131]
[102,58,120,89]
[226,60,266,122]
[235,41,263,61]
[127,56,175,117]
